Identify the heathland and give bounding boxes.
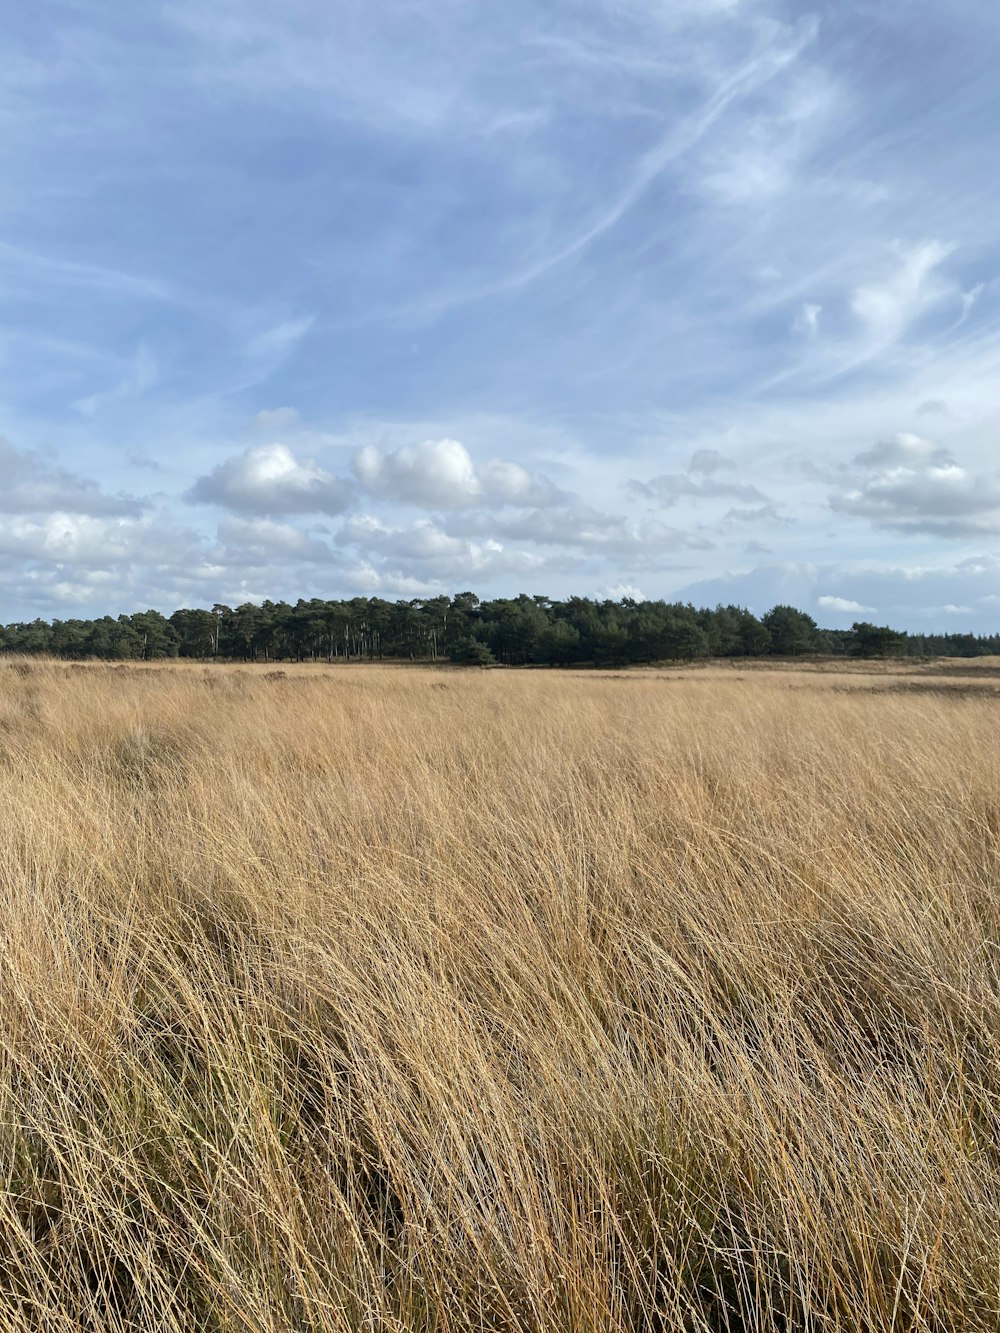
[1,657,1000,1331]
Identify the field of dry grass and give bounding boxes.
[1,656,999,1331]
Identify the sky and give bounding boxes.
[3,0,1000,630]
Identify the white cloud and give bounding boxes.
[630,449,770,507]
[688,448,734,475]
[760,241,972,393]
[699,65,838,206]
[0,437,146,517]
[215,516,337,563]
[353,438,559,509]
[794,302,822,336]
[491,504,712,557]
[851,432,950,470]
[850,240,956,350]
[632,473,769,506]
[72,344,159,417]
[830,433,1000,537]
[817,595,874,614]
[723,503,783,525]
[346,565,444,598]
[0,512,191,568]
[186,443,354,516]
[337,513,544,577]
[959,284,984,325]
[246,316,315,362]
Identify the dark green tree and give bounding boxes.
[762,605,819,656]
[126,610,178,660]
[850,622,907,658]
[170,608,217,658]
[449,635,495,666]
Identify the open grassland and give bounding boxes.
[1,658,1000,1331]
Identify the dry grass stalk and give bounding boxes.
[0,657,998,1331]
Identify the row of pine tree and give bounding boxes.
[0,594,995,664]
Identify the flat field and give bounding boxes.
[1,657,1000,1331]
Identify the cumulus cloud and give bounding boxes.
[830,432,1000,537]
[337,514,544,577]
[604,583,646,601]
[491,504,712,556]
[851,432,950,470]
[0,512,194,568]
[344,565,443,598]
[0,438,146,517]
[353,438,560,509]
[186,443,354,516]
[215,516,338,563]
[817,595,874,613]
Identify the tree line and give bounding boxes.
[0,595,996,664]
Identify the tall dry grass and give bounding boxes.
[0,657,999,1331]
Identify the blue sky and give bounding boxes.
[3,0,1000,629]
